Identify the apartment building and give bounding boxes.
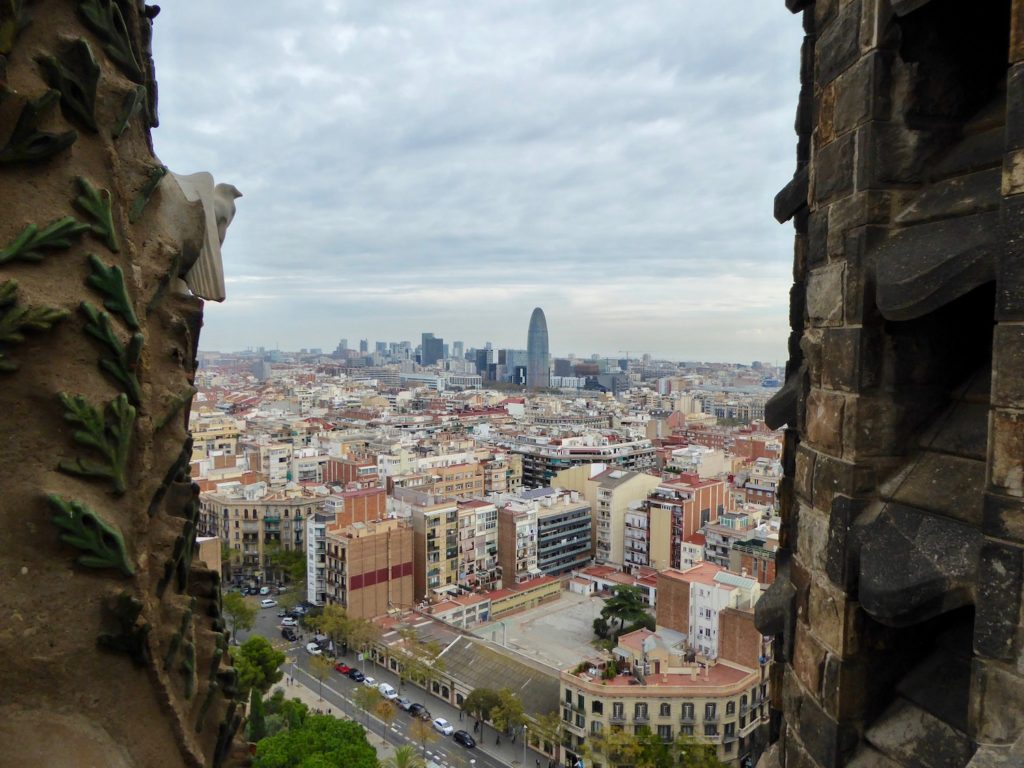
[502,434,657,488]
[201,489,312,584]
[481,452,523,495]
[535,491,592,577]
[406,492,461,601]
[589,469,661,566]
[456,499,500,591]
[497,500,539,588]
[323,518,414,619]
[189,412,241,459]
[703,511,757,570]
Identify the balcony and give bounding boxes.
[634,713,650,724]
[609,713,626,725]
[680,713,695,724]
[704,712,719,723]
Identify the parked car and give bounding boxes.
[378,683,398,700]
[280,617,297,627]
[408,703,431,720]
[395,697,413,711]
[259,586,271,595]
[362,676,377,689]
[305,642,322,656]
[452,731,476,748]
[334,663,351,674]
[260,598,277,608]
[277,609,287,617]
[281,628,297,642]
[432,718,454,736]
[347,669,365,682]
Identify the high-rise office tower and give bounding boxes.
[452,341,464,360]
[527,307,550,390]
[421,332,443,366]
[359,339,368,353]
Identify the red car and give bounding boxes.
[334,663,351,674]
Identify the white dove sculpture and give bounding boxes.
[167,171,242,302]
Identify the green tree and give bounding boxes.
[396,626,445,692]
[268,544,307,585]
[319,604,351,655]
[353,684,382,729]
[380,744,426,768]
[223,590,257,644]
[309,654,333,701]
[234,636,285,697]
[248,687,268,742]
[347,617,381,668]
[462,686,501,740]
[600,585,649,631]
[592,616,610,639]
[490,687,526,738]
[253,715,377,768]
[530,710,564,766]
[264,689,309,731]
[409,716,438,756]
[375,698,397,743]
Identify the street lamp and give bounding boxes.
[523,724,528,767]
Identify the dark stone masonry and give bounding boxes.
[759,1,1024,766]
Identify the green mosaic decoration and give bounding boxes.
[97,592,150,667]
[0,216,90,265]
[0,280,69,371]
[112,84,146,139]
[81,301,143,405]
[37,38,100,132]
[77,0,143,83]
[86,253,139,330]
[162,597,195,670]
[0,0,28,56]
[0,90,77,165]
[129,164,167,223]
[47,494,134,577]
[195,680,220,733]
[57,391,135,495]
[75,176,120,252]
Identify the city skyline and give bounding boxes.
[153,4,803,361]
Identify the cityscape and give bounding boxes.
[190,305,782,767]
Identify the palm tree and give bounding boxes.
[380,744,426,768]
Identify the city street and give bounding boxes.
[239,599,550,768]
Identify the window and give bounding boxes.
[704,724,718,737]
[591,701,603,715]
[578,694,584,710]
[681,703,694,720]
[576,714,584,728]
[590,721,603,734]
[681,725,694,736]
[612,703,624,719]
[565,690,572,704]
[659,703,671,717]
[726,701,735,715]
[657,725,672,742]
[705,703,717,721]
[634,703,647,720]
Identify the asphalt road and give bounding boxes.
[240,598,530,768]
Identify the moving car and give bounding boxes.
[395,697,413,711]
[378,683,398,700]
[432,717,454,736]
[408,703,431,721]
[305,642,322,656]
[452,731,476,748]
[260,598,277,608]
[334,663,351,675]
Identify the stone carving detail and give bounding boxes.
[0,3,243,765]
[759,2,1024,767]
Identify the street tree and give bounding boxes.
[396,626,445,692]
[353,684,382,729]
[319,604,351,656]
[222,591,256,644]
[600,585,649,631]
[247,687,268,742]
[234,636,285,697]
[346,617,381,668]
[253,714,376,768]
[375,699,398,743]
[309,654,333,701]
[409,716,439,756]
[490,687,526,738]
[380,744,426,768]
[462,687,501,739]
[530,710,564,766]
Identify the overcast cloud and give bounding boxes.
[152,2,803,363]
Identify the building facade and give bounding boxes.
[527,306,550,390]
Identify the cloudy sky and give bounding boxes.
[152,2,803,363]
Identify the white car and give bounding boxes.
[305,642,322,656]
[362,676,377,688]
[281,617,297,627]
[433,717,454,736]
[260,598,277,608]
[259,586,271,595]
[378,682,397,700]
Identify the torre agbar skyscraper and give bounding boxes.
[527,307,550,390]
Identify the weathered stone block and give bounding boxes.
[777,167,810,224]
[858,0,898,53]
[812,453,874,512]
[795,502,830,574]
[812,130,856,206]
[822,327,880,392]
[865,697,975,767]
[993,325,1024,408]
[815,0,862,86]
[819,81,837,146]
[971,658,1024,744]
[1002,150,1024,197]
[826,190,897,259]
[807,209,827,267]
[793,621,828,695]
[801,330,823,387]
[854,121,930,189]
[999,196,1024,321]
[826,494,867,591]
[982,492,1024,546]
[814,0,840,34]
[808,579,862,657]
[1006,64,1024,153]
[841,225,887,325]
[975,544,1024,661]
[990,409,1024,497]
[794,233,808,282]
[806,263,845,327]
[887,451,986,527]
[795,445,816,503]
[795,691,860,767]
[1012,0,1024,64]
[834,51,891,132]
[806,388,846,454]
